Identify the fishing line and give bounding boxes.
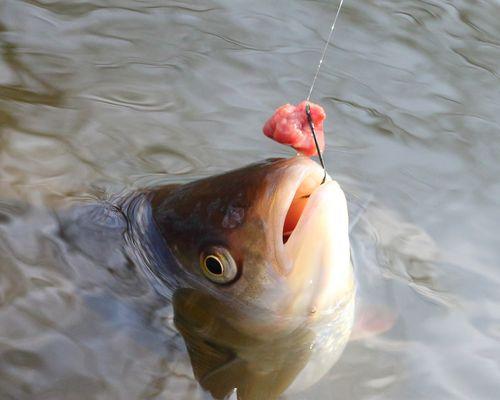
[306,0,345,102]
[304,0,346,183]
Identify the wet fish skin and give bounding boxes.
[125,157,355,399]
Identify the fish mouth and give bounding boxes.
[270,157,326,269]
[282,168,324,245]
[270,157,352,312]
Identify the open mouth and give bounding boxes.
[283,163,323,244]
[270,157,350,278]
[282,173,322,243]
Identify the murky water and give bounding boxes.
[1,0,499,399]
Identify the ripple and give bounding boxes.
[80,93,175,112]
[0,0,499,398]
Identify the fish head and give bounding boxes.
[151,157,354,334]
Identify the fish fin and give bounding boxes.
[235,359,310,400]
[200,357,246,399]
[173,289,315,400]
[182,329,313,400]
[199,342,311,400]
[350,304,396,341]
[234,329,314,400]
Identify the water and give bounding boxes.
[1,0,499,399]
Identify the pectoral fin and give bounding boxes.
[350,305,396,341]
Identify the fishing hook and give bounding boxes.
[305,103,326,184]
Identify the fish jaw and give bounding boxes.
[276,176,356,391]
[277,177,354,318]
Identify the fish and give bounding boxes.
[0,156,355,400]
[125,156,355,399]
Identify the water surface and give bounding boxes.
[0,0,499,399]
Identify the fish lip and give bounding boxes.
[270,156,326,276]
[269,159,353,321]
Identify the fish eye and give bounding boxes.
[204,256,223,275]
[200,246,238,284]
